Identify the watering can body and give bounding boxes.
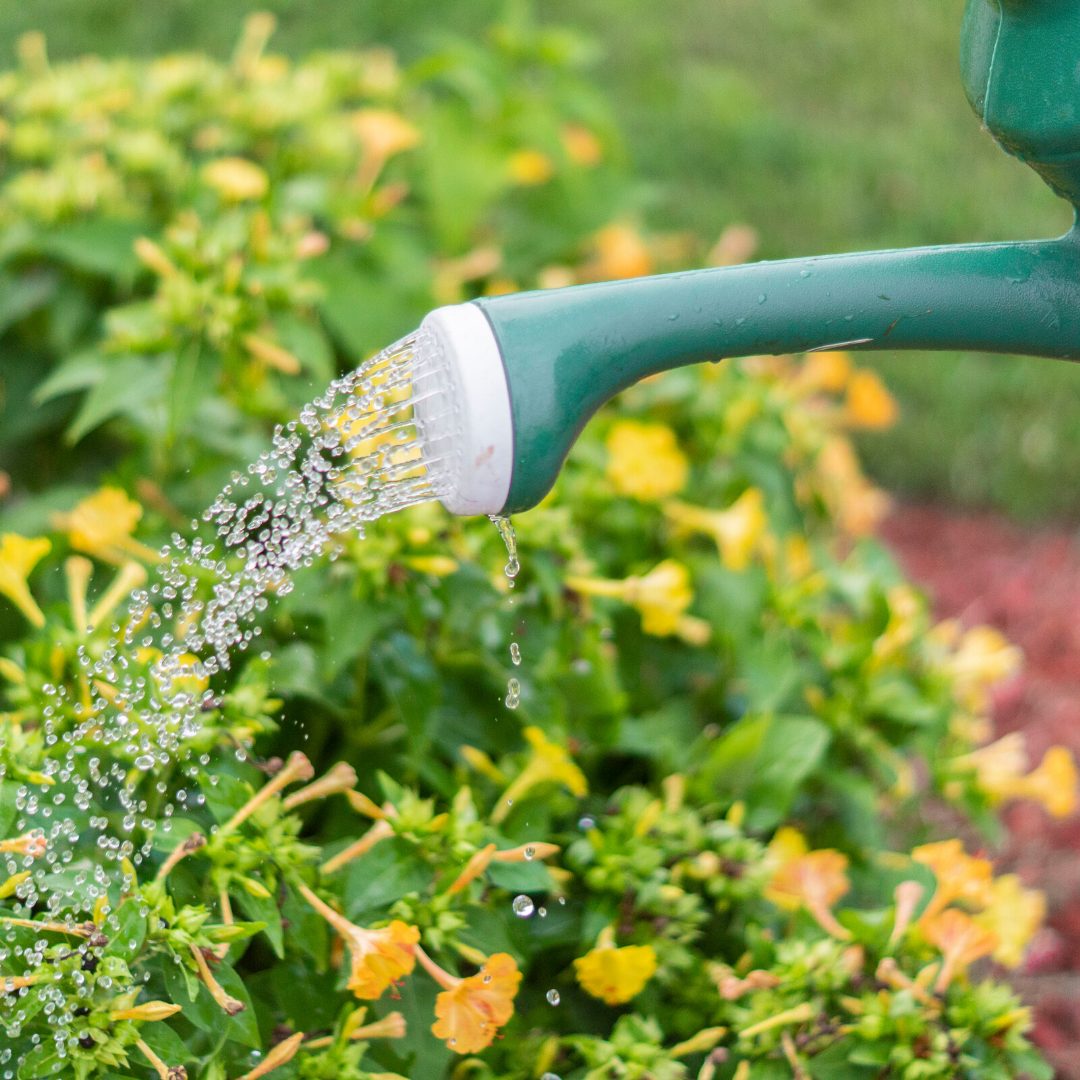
[961,0,1080,207]
[423,0,1080,517]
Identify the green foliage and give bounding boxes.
[0,9,1063,1080]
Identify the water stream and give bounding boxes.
[1,328,457,992]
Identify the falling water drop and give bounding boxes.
[546,989,560,1006]
[512,894,535,918]
[505,678,521,709]
[490,515,520,582]
[509,642,521,666]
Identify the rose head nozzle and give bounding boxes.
[414,0,1080,518]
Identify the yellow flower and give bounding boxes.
[344,921,420,1000]
[352,109,421,162]
[590,223,653,280]
[201,156,269,201]
[508,148,554,185]
[813,436,891,536]
[941,623,1022,713]
[403,555,459,577]
[664,488,767,571]
[297,883,418,1000]
[956,734,1078,817]
[765,842,852,940]
[108,1000,182,1023]
[844,369,899,430]
[52,488,159,565]
[911,839,994,919]
[1025,746,1080,817]
[0,534,50,627]
[567,559,709,643]
[574,928,658,1005]
[561,123,603,166]
[605,420,688,502]
[422,949,521,1054]
[922,908,998,992]
[492,726,587,824]
[871,584,925,663]
[975,874,1046,969]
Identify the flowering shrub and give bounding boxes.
[0,10,1076,1080]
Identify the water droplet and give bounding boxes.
[512,894,535,918]
[490,515,520,580]
[504,678,520,710]
[509,642,521,666]
[541,1073,562,1080]
[578,816,596,831]
[546,989,560,1006]
[523,845,535,860]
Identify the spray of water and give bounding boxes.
[0,330,456,1058]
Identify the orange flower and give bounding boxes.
[798,350,852,394]
[590,223,653,280]
[765,834,851,940]
[561,123,602,166]
[844,369,899,430]
[923,908,998,992]
[352,109,421,161]
[911,839,994,920]
[297,883,418,1000]
[418,948,521,1054]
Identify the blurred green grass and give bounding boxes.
[6,0,1080,520]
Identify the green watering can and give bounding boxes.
[413,0,1080,516]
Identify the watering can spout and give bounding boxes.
[421,232,1080,516]
[412,0,1080,518]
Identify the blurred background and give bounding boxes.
[3,0,1077,521]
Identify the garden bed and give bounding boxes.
[884,504,1080,1078]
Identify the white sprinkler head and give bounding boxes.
[417,303,514,517]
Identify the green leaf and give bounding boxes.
[202,773,255,827]
[311,249,425,359]
[37,218,145,279]
[32,350,107,405]
[162,956,260,1049]
[342,837,431,921]
[134,1023,191,1071]
[17,1042,65,1079]
[0,270,56,335]
[65,355,166,444]
[273,312,335,385]
[703,714,832,830]
[167,345,220,442]
[103,900,147,961]
[234,888,285,958]
[0,781,20,839]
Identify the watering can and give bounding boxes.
[414,0,1080,516]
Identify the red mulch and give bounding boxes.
[882,505,1080,1077]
